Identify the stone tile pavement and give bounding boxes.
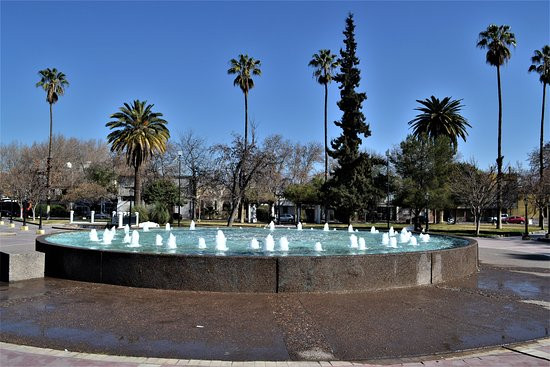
[1,338,549,367]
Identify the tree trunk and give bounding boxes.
[244,91,248,149]
[496,65,503,230]
[134,165,142,206]
[539,82,546,229]
[240,201,245,224]
[324,82,329,224]
[227,197,241,227]
[475,215,480,236]
[46,103,53,219]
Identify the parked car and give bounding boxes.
[278,214,294,223]
[490,214,508,224]
[504,216,525,224]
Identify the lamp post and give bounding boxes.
[66,162,73,211]
[177,150,183,228]
[425,192,430,233]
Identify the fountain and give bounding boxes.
[129,230,140,247]
[124,224,130,234]
[38,225,476,293]
[89,229,99,242]
[250,238,260,250]
[165,223,171,231]
[358,237,367,250]
[279,237,289,252]
[215,230,228,251]
[167,233,177,249]
[297,222,303,231]
[264,234,275,252]
[370,226,376,234]
[348,224,354,232]
[102,229,112,245]
[190,220,196,230]
[389,226,396,236]
[323,223,329,231]
[349,234,358,248]
[268,221,275,231]
[142,224,150,232]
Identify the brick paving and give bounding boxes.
[1,339,549,366]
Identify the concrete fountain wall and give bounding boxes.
[36,234,477,293]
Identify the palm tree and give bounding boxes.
[409,96,470,230]
[308,49,339,183]
[227,54,261,148]
[36,68,69,219]
[529,45,550,229]
[477,24,516,229]
[408,96,470,151]
[106,100,170,205]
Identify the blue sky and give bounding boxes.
[1,1,548,169]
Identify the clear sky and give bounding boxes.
[1,1,548,169]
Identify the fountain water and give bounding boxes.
[250,238,260,250]
[314,242,323,252]
[348,224,354,232]
[123,233,131,244]
[129,230,140,247]
[409,236,418,246]
[155,234,163,246]
[279,237,289,252]
[399,231,411,243]
[389,237,398,248]
[358,237,367,250]
[389,226,396,236]
[268,221,275,231]
[190,220,196,230]
[165,223,171,231]
[370,226,376,234]
[420,233,430,243]
[297,222,303,231]
[215,230,228,251]
[124,224,130,234]
[323,223,329,231]
[264,234,275,252]
[142,224,150,232]
[167,233,177,249]
[382,233,390,245]
[349,234,358,248]
[89,229,99,242]
[198,237,206,249]
[102,229,112,245]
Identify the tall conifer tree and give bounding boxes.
[327,13,378,223]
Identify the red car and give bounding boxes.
[504,216,526,224]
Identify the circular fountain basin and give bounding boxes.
[36,227,477,292]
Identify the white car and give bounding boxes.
[279,214,294,223]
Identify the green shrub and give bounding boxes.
[149,202,170,224]
[133,205,149,222]
[36,204,69,217]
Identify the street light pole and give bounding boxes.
[178,150,182,228]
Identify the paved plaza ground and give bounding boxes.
[0,221,549,366]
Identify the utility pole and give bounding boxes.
[178,150,183,227]
[386,150,390,229]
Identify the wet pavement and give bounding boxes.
[0,263,548,361]
[1,225,549,363]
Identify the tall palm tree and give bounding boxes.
[408,96,470,151]
[477,24,516,229]
[106,100,170,205]
[36,68,69,219]
[227,54,261,148]
[409,96,470,231]
[308,49,339,184]
[529,45,550,229]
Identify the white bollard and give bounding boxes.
[91,211,95,224]
[69,210,74,224]
[135,212,139,226]
[118,212,124,228]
